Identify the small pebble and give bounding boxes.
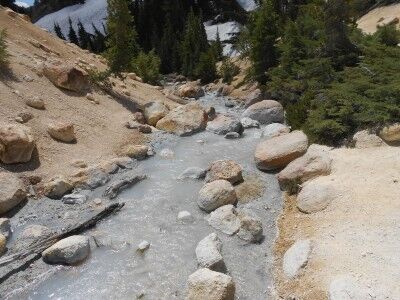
[177,211,194,223]
[138,240,150,252]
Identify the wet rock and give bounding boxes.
[0,172,27,215]
[160,148,175,159]
[198,180,237,212]
[353,130,384,149]
[178,211,194,223]
[25,96,45,110]
[224,100,235,108]
[207,115,243,135]
[224,132,240,139]
[262,123,290,139]
[207,205,241,235]
[196,233,226,272]
[178,167,207,180]
[0,218,11,239]
[255,130,309,171]
[121,145,149,160]
[242,100,284,124]
[62,193,88,205]
[240,117,260,129]
[283,239,312,278]
[104,171,147,199]
[186,268,235,300]
[328,275,372,300]
[278,145,332,194]
[297,180,337,213]
[379,123,400,143]
[177,83,205,99]
[156,102,208,136]
[243,89,262,108]
[0,233,6,255]
[43,176,73,199]
[137,240,150,252]
[143,102,169,126]
[43,61,90,93]
[236,210,263,243]
[42,235,90,265]
[47,121,76,143]
[206,106,216,120]
[206,160,243,185]
[0,123,36,164]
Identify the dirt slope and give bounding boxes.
[0,7,178,181]
[357,3,400,34]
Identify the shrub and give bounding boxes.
[0,29,10,68]
[374,24,400,47]
[220,58,240,84]
[133,50,161,84]
[194,49,217,84]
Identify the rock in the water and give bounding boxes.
[207,205,241,235]
[262,123,290,139]
[255,130,309,171]
[0,172,27,215]
[177,83,205,99]
[297,180,337,213]
[160,148,175,159]
[143,102,169,126]
[103,171,146,199]
[283,239,312,278]
[138,240,150,252]
[242,100,284,124]
[0,123,35,164]
[156,102,207,136]
[42,235,90,265]
[353,130,384,149]
[236,210,263,243]
[178,167,207,180]
[25,96,45,110]
[240,117,260,129]
[0,233,6,255]
[379,123,400,143]
[43,61,90,93]
[207,115,243,135]
[44,176,73,199]
[196,233,226,272]
[186,268,235,300]
[206,160,243,185]
[178,211,194,223]
[328,275,371,300]
[47,121,76,143]
[121,145,149,160]
[198,180,237,212]
[278,145,332,194]
[62,193,88,205]
[0,218,11,239]
[224,132,240,139]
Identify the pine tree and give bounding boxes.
[54,22,65,40]
[159,15,180,73]
[106,0,139,73]
[249,0,281,84]
[210,27,224,61]
[67,18,79,46]
[91,23,106,53]
[77,20,91,50]
[195,48,217,84]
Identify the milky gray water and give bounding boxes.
[10,93,282,300]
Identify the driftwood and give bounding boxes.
[104,174,147,199]
[0,202,124,283]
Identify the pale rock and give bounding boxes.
[242,100,284,124]
[178,211,194,223]
[47,121,76,143]
[379,123,400,143]
[236,210,263,243]
[206,160,243,185]
[0,172,27,215]
[353,130,384,149]
[198,180,237,212]
[328,275,372,300]
[43,176,73,199]
[160,148,175,159]
[243,89,263,108]
[207,115,243,135]
[0,123,35,164]
[207,205,241,235]
[177,83,205,99]
[240,117,260,129]
[283,239,312,278]
[178,167,207,180]
[121,145,149,160]
[297,180,337,213]
[195,233,226,272]
[138,240,150,252]
[42,235,90,265]
[143,102,169,126]
[262,123,290,139]
[62,193,88,205]
[25,96,45,110]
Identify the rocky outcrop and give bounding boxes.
[242,100,284,124]
[195,233,226,272]
[0,123,35,164]
[262,123,290,139]
[186,268,235,300]
[255,130,309,171]
[283,239,312,278]
[278,145,332,193]
[43,61,90,93]
[143,102,169,126]
[206,115,243,135]
[297,180,337,213]
[42,235,90,265]
[0,172,27,215]
[205,160,243,185]
[379,123,400,143]
[156,102,207,136]
[197,180,237,212]
[47,121,76,143]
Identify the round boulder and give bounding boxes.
[143,102,169,126]
[206,160,243,185]
[195,233,226,272]
[0,172,27,215]
[0,123,35,164]
[297,180,337,213]
[198,180,237,212]
[207,115,243,135]
[242,100,284,124]
[47,121,76,143]
[42,235,90,265]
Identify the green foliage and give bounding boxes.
[194,48,217,84]
[88,69,111,84]
[220,58,240,84]
[374,24,400,47]
[0,29,9,69]
[54,22,65,40]
[77,20,92,50]
[210,28,224,61]
[106,0,139,74]
[68,17,79,46]
[133,50,161,84]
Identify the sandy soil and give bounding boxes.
[357,3,400,34]
[0,7,179,181]
[275,145,400,299]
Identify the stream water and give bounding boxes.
[12,93,282,300]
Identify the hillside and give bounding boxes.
[357,2,400,33]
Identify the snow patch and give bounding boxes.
[236,0,258,12]
[204,21,241,42]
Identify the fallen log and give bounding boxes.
[0,202,124,283]
[104,173,147,199]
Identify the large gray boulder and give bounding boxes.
[262,123,290,139]
[255,130,309,171]
[195,233,226,272]
[242,100,284,124]
[186,268,235,300]
[0,172,27,215]
[205,160,243,185]
[42,235,90,265]
[207,115,243,135]
[156,102,208,136]
[283,239,312,278]
[143,102,169,126]
[198,180,237,212]
[207,205,241,235]
[297,180,337,213]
